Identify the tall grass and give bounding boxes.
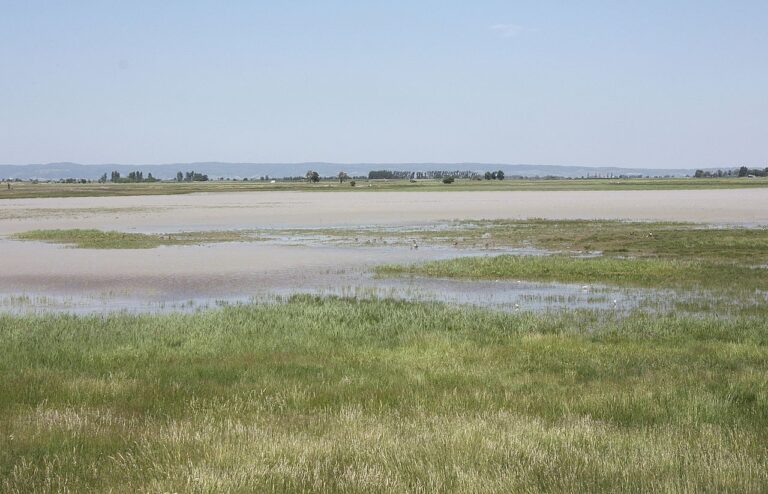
[1,296,767,492]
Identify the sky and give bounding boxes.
[1,1,766,168]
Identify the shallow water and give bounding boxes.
[2,188,765,314]
[0,266,658,315]
[0,236,657,314]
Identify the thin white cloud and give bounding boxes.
[489,24,531,38]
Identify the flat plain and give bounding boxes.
[2,176,768,200]
[1,182,767,492]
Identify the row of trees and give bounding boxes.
[300,169,509,182]
[484,170,506,180]
[98,171,158,183]
[368,170,508,180]
[175,171,209,182]
[368,170,412,179]
[736,166,767,177]
[84,166,768,184]
[304,171,353,184]
[694,167,768,178]
[368,170,487,180]
[98,170,210,182]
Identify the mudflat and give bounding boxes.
[1,188,767,234]
[2,188,766,312]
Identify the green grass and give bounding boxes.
[316,219,768,264]
[377,254,768,291]
[372,219,768,292]
[1,296,768,492]
[12,220,768,261]
[463,220,768,263]
[12,229,255,249]
[4,220,768,490]
[2,176,768,199]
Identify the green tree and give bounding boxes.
[306,170,320,183]
[738,166,749,177]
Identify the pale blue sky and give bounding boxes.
[1,1,766,167]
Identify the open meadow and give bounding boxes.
[1,187,767,492]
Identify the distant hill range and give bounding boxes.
[0,162,717,180]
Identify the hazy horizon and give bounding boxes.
[2,1,766,168]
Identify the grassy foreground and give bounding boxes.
[1,296,768,492]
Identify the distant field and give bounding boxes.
[2,177,768,199]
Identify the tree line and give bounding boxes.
[367,170,505,180]
[694,167,768,178]
[98,171,159,183]
[175,171,210,182]
[95,170,211,183]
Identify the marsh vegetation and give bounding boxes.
[2,215,768,491]
[2,296,768,492]
[12,229,256,249]
[378,255,768,290]
[313,219,768,262]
